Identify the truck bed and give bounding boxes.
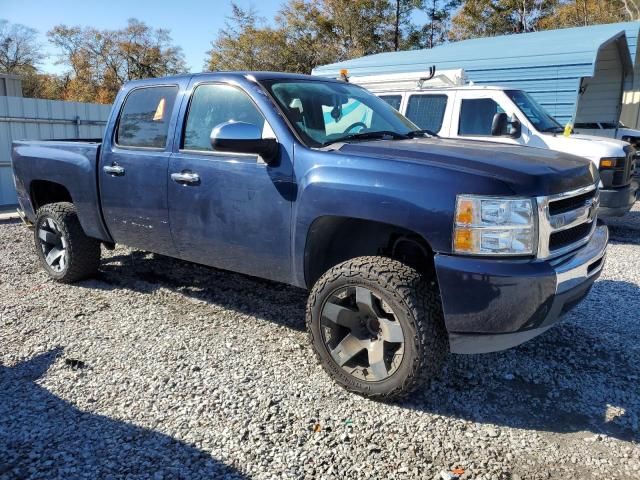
[11,139,112,242]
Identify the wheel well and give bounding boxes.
[304,216,435,288]
[30,181,72,211]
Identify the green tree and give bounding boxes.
[323,0,394,58]
[206,4,290,71]
[390,0,424,50]
[450,0,559,40]
[275,0,340,73]
[404,0,459,49]
[206,0,396,74]
[539,0,632,28]
[621,0,640,19]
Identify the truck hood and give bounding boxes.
[332,137,597,196]
[540,132,628,161]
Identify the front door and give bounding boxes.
[167,81,293,283]
[450,91,523,146]
[99,84,181,256]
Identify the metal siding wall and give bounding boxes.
[621,25,640,128]
[575,42,624,124]
[0,97,111,207]
[0,76,23,97]
[314,23,638,127]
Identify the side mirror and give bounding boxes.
[210,121,279,164]
[491,112,508,136]
[491,112,522,139]
[509,118,522,139]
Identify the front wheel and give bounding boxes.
[34,202,101,283]
[306,256,448,400]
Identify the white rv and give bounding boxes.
[349,69,639,217]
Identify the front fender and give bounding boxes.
[290,148,509,287]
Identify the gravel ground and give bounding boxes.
[1,207,639,480]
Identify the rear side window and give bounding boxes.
[379,95,402,111]
[116,86,178,148]
[183,84,266,151]
[406,95,447,133]
[458,98,504,136]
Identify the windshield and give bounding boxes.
[505,90,563,133]
[261,79,418,147]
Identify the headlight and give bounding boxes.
[453,195,536,255]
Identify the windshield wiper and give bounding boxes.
[406,129,439,138]
[321,130,409,147]
[541,126,564,133]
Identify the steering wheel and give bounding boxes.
[343,122,368,134]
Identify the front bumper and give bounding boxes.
[598,180,639,217]
[435,225,608,354]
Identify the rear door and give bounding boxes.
[167,81,293,283]
[99,83,184,256]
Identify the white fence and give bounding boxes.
[0,96,111,208]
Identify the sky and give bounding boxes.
[1,0,284,73]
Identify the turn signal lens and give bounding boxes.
[453,228,473,252]
[599,157,620,169]
[455,199,474,225]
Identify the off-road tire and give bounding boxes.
[34,202,101,283]
[307,256,448,400]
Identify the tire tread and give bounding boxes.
[306,256,448,400]
[35,202,101,283]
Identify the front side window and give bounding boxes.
[183,84,266,151]
[261,79,417,147]
[406,94,447,133]
[505,90,562,133]
[116,86,178,148]
[458,98,504,136]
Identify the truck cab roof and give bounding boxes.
[123,71,348,88]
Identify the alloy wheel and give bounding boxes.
[37,218,67,272]
[320,286,405,382]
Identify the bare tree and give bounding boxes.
[0,19,43,74]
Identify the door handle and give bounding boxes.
[103,164,125,176]
[171,171,200,185]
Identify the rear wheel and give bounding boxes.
[307,256,448,399]
[34,202,101,283]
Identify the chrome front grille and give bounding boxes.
[536,184,599,259]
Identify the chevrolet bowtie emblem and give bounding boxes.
[549,199,594,229]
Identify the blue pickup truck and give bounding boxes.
[12,72,608,399]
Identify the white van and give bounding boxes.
[349,70,639,217]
